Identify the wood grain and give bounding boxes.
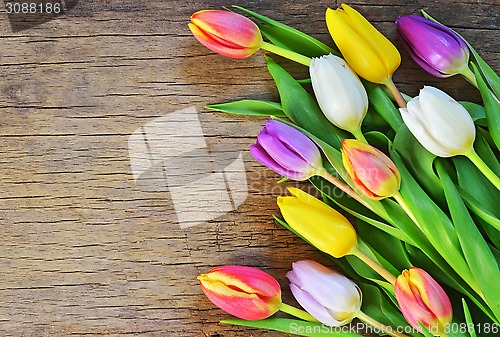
[0,0,497,336]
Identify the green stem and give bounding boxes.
[357,310,409,337]
[317,168,375,212]
[261,41,311,67]
[383,77,407,108]
[351,248,397,285]
[279,303,319,323]
[460,66,479,89]
[393,192,422,231]
[465,149,500,190]
[352,128,368,143]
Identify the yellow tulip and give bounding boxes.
[277,188,357,258]
[325,4,401,85]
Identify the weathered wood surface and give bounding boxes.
[0,0,497,336]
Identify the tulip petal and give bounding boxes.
[394,272,436,330]
[206,266,281,298]
[397,29,448,78]
[417,87,475,154]
[257,133,316,175]
[343,147,399,197]
[250,144,307,180]
[341,140,400,199]
[396,16,468,77]
[278,194,357,258]
[342,150,380,199]
[288,261,361,315]
[407,268,452,323]
[310,54,368,132]
[188,23,258,59]
[287,187,342,214]
[264,120,322,167]
[394,268,452,333]
[340,5,400,76]
[198,265,281,321]
[326,8,389,84]
[400,104,454,157]
[289,283,343,327]
[200,282,276,320]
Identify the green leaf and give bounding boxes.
[358,283,421,337]
[345,240,395,290]
[418,323,435,337]
[459,187,500,232]
[469,52,500,100]
[453,155,500,224]
[266,56,348,149]
[221,318,363,336]
[466,42,500,99]
[205,100,286,117]
[364,107,391,129]
[393,125,445,205]
[364,81,403,132]
[357,222,413,273]
[390,151,479,294]
[463,299,477,337]
[233,6,338,58]
[437,161,500,323]
[460,101,487,126]
[472,63,500,151]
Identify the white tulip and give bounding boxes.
[310,54,368,133]
[286,260,362,327]
[399,86,476,157]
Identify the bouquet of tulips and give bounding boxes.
[188,4,500,337]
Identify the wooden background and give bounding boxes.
[0,0,497,336]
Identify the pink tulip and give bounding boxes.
[198,265,281,320]
[395,267,452,335]
[341,139,401,199]
[189,10,263,58]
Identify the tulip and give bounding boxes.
[198,265,281,320]
[310,54,368,135]
[277,188,358,258]
[250,120,323,181]
[396,15,471,79]
[341,139,401,200]
[399,86,475,158]
[325,4,400,85]
[189,10,263,59]
[286,260,362,327]
[394,267,452,335]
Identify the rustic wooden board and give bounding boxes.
[0,0,497,336]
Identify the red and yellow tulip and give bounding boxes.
[198,265,281,320]
[394,267,453,336]
[189,10,263,58]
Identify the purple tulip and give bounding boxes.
[249,120,323,180]
[286,260,362,327]
[396,15,469,78]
